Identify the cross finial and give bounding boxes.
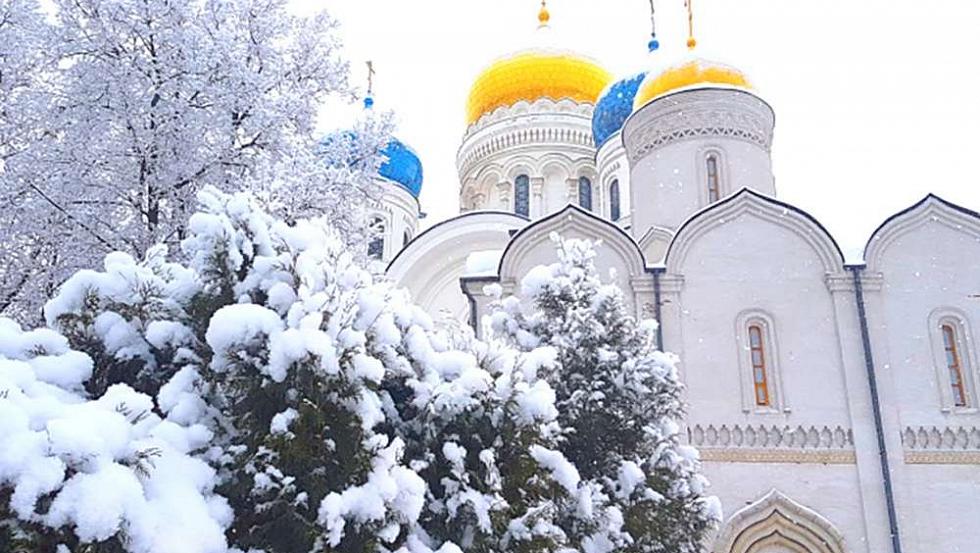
[647,0,659,51]
[366,60,375,96]
[363,61,376,109]
[685,0,697,49]
[537,0,550,28]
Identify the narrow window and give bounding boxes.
[578,176,593,211]
[942,324,969,407]
[403,230,411,248]
[367,218,384,260]
[748,324,771,406]
[706,154,720,203]
[609,179,621,221]
[515,174,530,217]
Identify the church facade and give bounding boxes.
[365,9,980,552]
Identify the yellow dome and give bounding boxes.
[633,58,752,110]
[466,49,613,125]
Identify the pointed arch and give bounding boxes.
[665,188,845,275]
[713,490,848,553]
[863,194,980,272]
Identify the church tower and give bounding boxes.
[456,2,611,220]
[622,3,775,251]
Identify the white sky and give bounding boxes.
[302,0,980,260]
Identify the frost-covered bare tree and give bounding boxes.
[0,0,389,322]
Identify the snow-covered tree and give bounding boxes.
[488,235,721,553]
[0,0,390,322]
[40,187,426,552]
[385,324,593,553]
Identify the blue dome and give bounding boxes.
[379,139,423,197]
[591,72,646,148]
[318,132,423,198]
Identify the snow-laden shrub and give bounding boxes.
[488,235,721,553]
[0,318,230,553]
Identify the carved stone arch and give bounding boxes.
[536,153,576,178]
[665,188,846,276]
[864,194,980,272]
[504,156,538,181]
[713,490,848,553]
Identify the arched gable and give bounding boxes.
[388,211,528,276]
[387,212,528,320]
[665,188,845,275]
[863,194,980,272]
[713,490,848,553]
[497,204,648,284]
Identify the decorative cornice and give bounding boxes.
[904,451,980,465]
[699,449,856,465]
[464,97,594,134]
[623,88,774,164]
[689,423,855,464]
[901,425,980,464]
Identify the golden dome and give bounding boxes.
[633,58,752,110]
[466,49,613,125]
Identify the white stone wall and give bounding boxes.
[862,198,980,553]
[372,180,420,264]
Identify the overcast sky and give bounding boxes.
[302,0,980,261]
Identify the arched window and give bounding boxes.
[706,154,720,203]
[578,176,593,211]
[748,324,771,407]
[736,311,784,413]
[403,230,412,248]
[514,174,530,217]
[929,310,976,411]
[942,323,969,407]
[367,217,385,260]
[609,179,621,221]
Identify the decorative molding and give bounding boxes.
[623,88,774,164]
[458,98,596,178]
[901,425,980,464]
[465,97,594,134]
[904,451,980,465]
[699,449,856,465]
[690,424,855,464]
[712,490,849,553]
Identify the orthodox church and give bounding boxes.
[361,3,980,552]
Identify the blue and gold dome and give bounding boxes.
[379,139,423,197]
[591,72,646,148]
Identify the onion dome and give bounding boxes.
[379,139,423,197]
[633,57,752,110]
[591,72,646,148]
[318,132,424,198]
[465,48,613,125]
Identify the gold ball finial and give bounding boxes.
[687,36,697,49]
[538,0,550,25]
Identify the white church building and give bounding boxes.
[361,4,980,552]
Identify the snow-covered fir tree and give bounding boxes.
[488,235,721,553]
[0,0,390,322]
